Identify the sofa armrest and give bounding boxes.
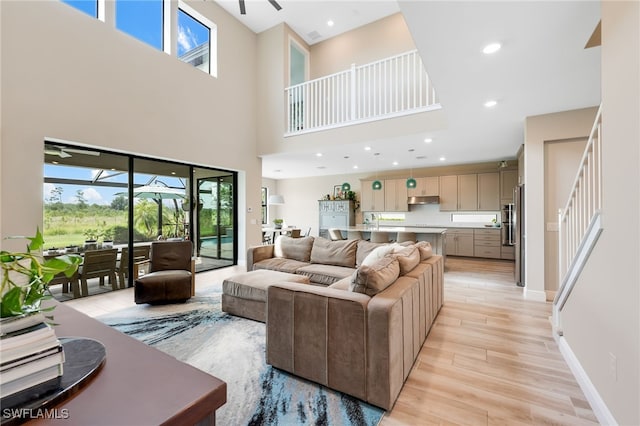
[246,244,275,271]
[266,282,370,401]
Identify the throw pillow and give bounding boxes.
[310,237,358,268]
[391,245,420,275]
[274,236,314,262]
[349,255,400,296]
[414,241,433,260]
[355,240,386,267]
[361,245,394,267]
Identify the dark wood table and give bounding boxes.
[26,302,226,425]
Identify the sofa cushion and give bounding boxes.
[252,258,310,274]
[361,245,395,267]
[355,240,386,267]
[296,263,356,286]
[310,237,358,268]
[414,241,433,260]
[391,245,421,275]
[350,255,400,296]
[275,236,315,262]
[329,276,351,290]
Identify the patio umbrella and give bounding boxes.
[116,185,186,236]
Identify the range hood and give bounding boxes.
[407,196,440,205]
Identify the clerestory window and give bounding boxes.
[178,2,217,77]
[115,0,163,51]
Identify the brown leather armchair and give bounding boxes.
[134,241,195,305]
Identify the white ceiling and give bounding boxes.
[214,1,601,180]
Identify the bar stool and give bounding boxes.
[328,228,346,240]
[396,232,417,243]
[370,231,391,243]
[347,230,364,240]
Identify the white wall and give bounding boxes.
[524,107,598,301]
[560,1,640,424]
[0,1,263,256]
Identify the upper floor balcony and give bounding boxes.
[284,50,441,136]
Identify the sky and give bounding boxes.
[62,0,210,56]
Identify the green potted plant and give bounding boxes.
[1,228,81,318]
[273,219,284,229]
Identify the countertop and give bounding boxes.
[347,226,447,233]
[369,223,502,230]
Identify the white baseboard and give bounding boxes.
[555,335,617,425]
[523,288,547,302]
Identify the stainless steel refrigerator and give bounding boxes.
[514,184,525,286]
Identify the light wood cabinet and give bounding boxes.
[500,170,518,205]
[446,229,474,256]
[458,174,478,211]
[439,175,458,211]
[384,179,408,211]
[318,200,355,239]
[473,228,501,259]
[501,245,515,260]
[360,180,385,211]
[407,176,439,197]
[478,172,500,211]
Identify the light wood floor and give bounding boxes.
[64,258,597,425]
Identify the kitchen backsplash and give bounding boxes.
[363,204,502,227]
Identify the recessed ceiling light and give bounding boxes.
[316,152,323,157]
[439,156,446,162]
[353,165,358,169]
[171,171,176,175]
[484,100,497,108]
[483,43,501,54]
[327,20,334,27]
[364,146,371,151]
[392,161,398,166]
[52,161,59,165]
[424,138,432,143]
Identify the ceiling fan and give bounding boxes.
[45,145,100,158]
[239,0,281,15]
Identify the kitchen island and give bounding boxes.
[343,226,447,257]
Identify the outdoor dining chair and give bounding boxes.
[117,245,151,289]
[78,248,118,297]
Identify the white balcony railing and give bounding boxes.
[554,105,603,330]
[285,50,440,136]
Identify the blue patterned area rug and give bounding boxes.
[97,290,385,426]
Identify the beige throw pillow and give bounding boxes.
[350,255,400,296]
[274,235,314,262]
[391,245,420,275]
[414,241,433,260]
[361,245,394,267]
[310,237,358,268]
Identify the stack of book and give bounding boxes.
[0,313,65,406]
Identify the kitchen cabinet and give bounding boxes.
[478,172,500,211]
[318,200,355,239]
[384,179,408,211]
[407,176,439,197]
[458,174,478,210]
[500,170,518,205]
[439,175,458,211]
[473,228,501,259]
[446,229,474,256]
[501,245,515,260]
[360,180,385,211]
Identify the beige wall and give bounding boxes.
[310,13,416,79]
[0,1,263,255]
[524,106,598,300]
[560,1,640,424]
[543,138,587,292]
[255,13,433,158]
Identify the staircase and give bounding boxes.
[553,104,603,334]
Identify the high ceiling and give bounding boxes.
[214,1,601,180]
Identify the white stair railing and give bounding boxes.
[554,105,603,333]
[285,50,440,136]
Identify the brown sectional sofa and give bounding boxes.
[245,236,444,410]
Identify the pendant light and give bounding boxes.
[406,168,416,189]
[341,182,351,191]
[372,180,382,190]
